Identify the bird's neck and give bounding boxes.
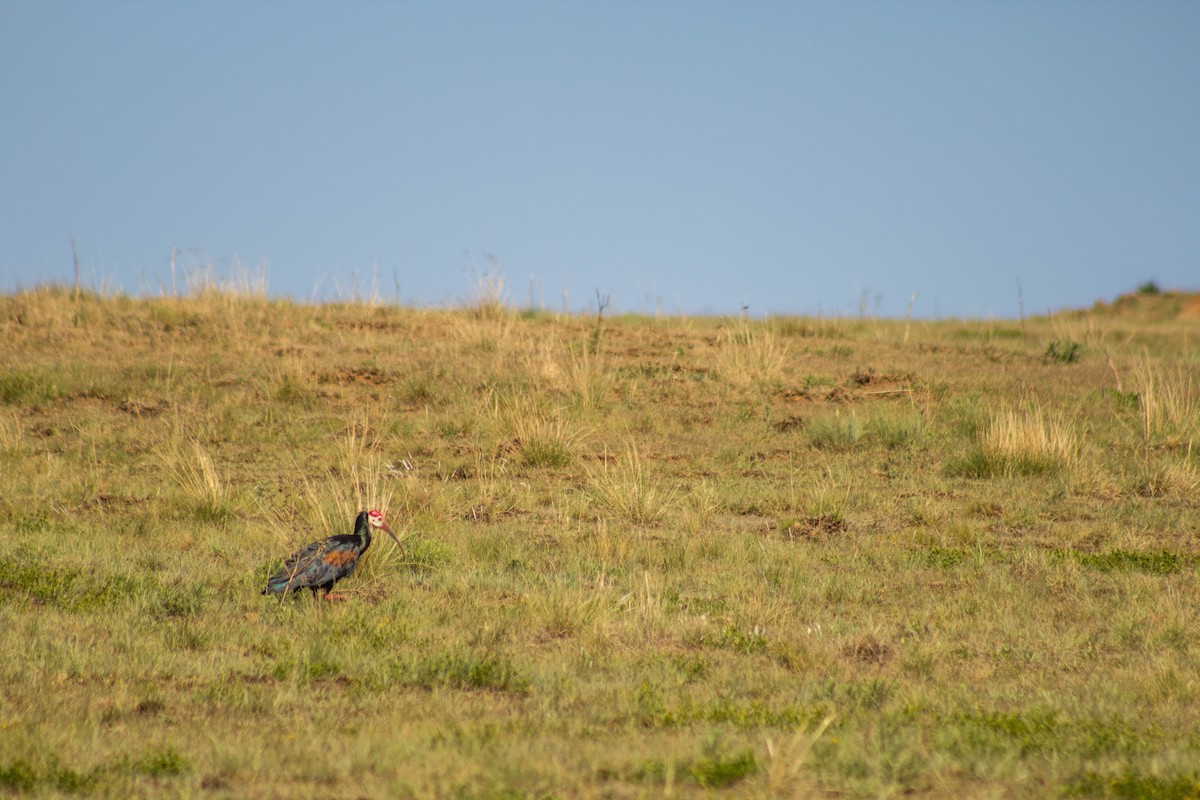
[351,513,373,550]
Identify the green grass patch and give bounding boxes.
[867,407,925,448]
[1063,770,1200,800]
[0,759,102,794]
[1045,340,1084,363]
[0,368,60,405]
[406,649,529,694]
[0,556,147,610]
[521,437,574,468]
[134,747,189,778]
[632,748,757,788]
[912,546,972,569]
[805,411,862,449]
[1061,549,1192,575]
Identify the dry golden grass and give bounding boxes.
[584,440,677,525]
[715,316,792,388]
[979,404,1079,475]
[162,438,236,525]
[1134,358,1200,447]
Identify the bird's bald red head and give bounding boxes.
[366,509,400,545]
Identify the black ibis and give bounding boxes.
[262,509,400,599]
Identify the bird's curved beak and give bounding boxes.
[380,520,401,547]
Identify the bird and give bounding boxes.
[262,509,401,600]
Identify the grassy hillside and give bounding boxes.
[1,286,1198,798]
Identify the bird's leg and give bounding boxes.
[323,592,348,602]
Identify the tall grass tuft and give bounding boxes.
[516,412,584,469]
[179,255,268,301]
[465,443,517,522]
[269,358,316,406]
[761,714,836,796]
[0,411,20,456]
[976,406,1079,476]
[520,340,612,410]
[586,441,675,525]
[464,266,509,321]
[531,575,610,640]
[561,346,610,410]
[165,439,237,525]
[302,423,396,525]
[806,411,863,450]
[1134,360,1200,448]
[867,405,925,448]
[492,391,589,468]
[716,317,791,388]
[1129,456,1199,498]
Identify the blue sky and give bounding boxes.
[2,2,1197,318]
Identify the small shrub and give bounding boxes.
[522,437,573,467]
[717,624,768,654]
[136,747,188,778]
[1044,340,1083,363]
[0,760,36,792]
[690,748,757,788]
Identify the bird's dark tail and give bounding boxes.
[262,579,290,596]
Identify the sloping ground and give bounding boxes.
[1088,289,1200,323]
